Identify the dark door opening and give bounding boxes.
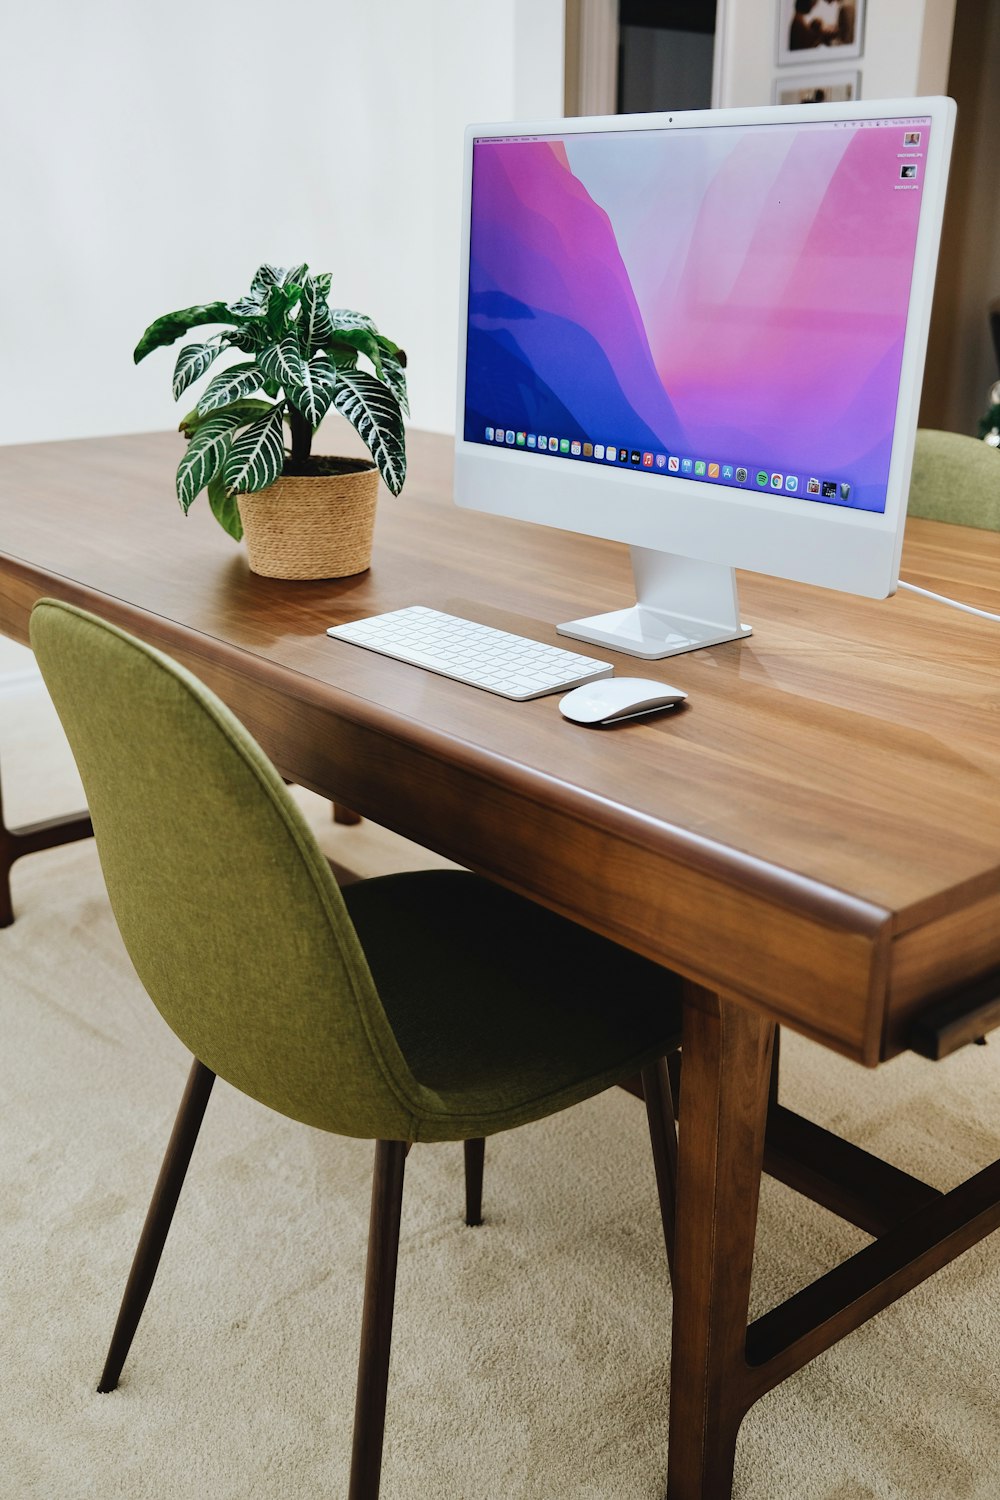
[617,0,718,113]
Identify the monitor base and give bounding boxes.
[557,548,753,660]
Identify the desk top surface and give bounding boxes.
[2,426,999,1062]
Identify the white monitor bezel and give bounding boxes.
[453,97,956,601]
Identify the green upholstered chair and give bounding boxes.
[29,598,682,1500]
[907,428,1000,529]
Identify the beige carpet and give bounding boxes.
[3,673,1000,1500]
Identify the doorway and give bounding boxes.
[566,0,721,117]
[618,0,718,113]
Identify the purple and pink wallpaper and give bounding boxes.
[464,117,930,512]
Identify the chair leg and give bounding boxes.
[348,1139,407,1500]
[640,1055,678,1279]
[0,827,12,929]
[463,1138,485,1226]
[97,1057,215,1393]
[0,757,93,929]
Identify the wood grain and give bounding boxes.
[2,426,999,1061]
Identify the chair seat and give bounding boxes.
[907,429,1000,529]
[342,870,682,1139]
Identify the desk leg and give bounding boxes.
[666,984,774,1500]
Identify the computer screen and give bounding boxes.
[454,98,956,658]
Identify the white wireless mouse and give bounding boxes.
[558,676,688,726]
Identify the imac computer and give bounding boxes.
[454,97,956,658]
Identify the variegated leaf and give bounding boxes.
[228,295,266,317]
[298,277,333,357]
[250,264,286,299]
[225,320,269,352]
[206,471,244,540]
[378,351,409,417]
[172,342,221,402]
[175,413,242,513]
[250,263,308,296]
[223,403,286,496]
[196,361,264,417]
[179,397,273,439]
[288,354,338,429]
[333,369,406,496]
[328,307,377,334]
[259,336,307,395]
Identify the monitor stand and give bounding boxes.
[557,547,753,660]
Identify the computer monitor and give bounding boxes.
[454,97,956,658]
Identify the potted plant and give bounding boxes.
[134,262,408,578]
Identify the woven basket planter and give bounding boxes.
[237,457,379,580]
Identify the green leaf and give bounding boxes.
[264,282,301,338]
[258,336,307,395]
[179,398,273,438]
[375,333,404,362]
[299,276,333,357]
[175,413,241,513]
[327,327,384,378]
[283,262,309,290]
[313,272,332,297]
[288,353,338,428]
[172,342,222,401]
[134,302,232,364]
[328,346,359,371]
[196,361,264,416]
[332,368,406,496]
[206,470,244,540]
[223,403,287,496]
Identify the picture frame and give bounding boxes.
[773,68,861,105]
[776,0,865,67]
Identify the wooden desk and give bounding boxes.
[3,427,1000,1497]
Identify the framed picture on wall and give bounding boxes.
[773,68,861,105]
[776,0,865,66]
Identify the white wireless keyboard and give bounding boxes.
[326,606,614,701]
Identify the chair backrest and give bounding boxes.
[30,599,430,1142]
[907,428,1000,530]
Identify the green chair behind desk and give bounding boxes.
[907,428,1000,529]
[29,598,682,1500]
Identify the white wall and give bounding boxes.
[0,1,564,447]
[715,0,957,107]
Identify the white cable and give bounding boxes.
[898,579,1000,622]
